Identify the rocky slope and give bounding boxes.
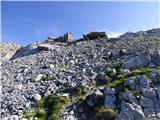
[1,28,160,120]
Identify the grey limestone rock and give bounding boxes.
[122,53,151,70]
[116,102,145,120]
[104,88,115,95]
[151,50,160,66]
[104,95,116,109]
[119,92,135,103]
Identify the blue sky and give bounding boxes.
[1,1,160,45]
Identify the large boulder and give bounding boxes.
[83,32,108,40]
[140,88,160,116]
[125,75,150,90]
[104,88,116,109]
[148,71,160,83]
[104,95,116,109]
[119,92,135,103]
[122,53,151,70]
[151,50,160,66]
[63,32,73,42]
[46,33,73,43]
[85,89,103,107]
[104,88,115,95]
[156,88,160,101]
[140,97,154,108]
[116,102,145,120]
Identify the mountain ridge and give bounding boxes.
[1,28,160,62]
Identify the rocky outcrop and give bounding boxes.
[45,32,73,43]
[63,32,73,42]
[11,42,39,59]
[10,42,63,59]
[0,42,21,61]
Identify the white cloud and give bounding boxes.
[107,31,124,38]
[96,29,125,38]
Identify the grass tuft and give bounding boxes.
[40,74,52,81]
[105,68,157,88]
[125,88,141,96]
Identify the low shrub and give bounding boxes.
[23,109,36,120]
[36,108,47,118]
[48,113,59,120]
[34,94,69,120]
[73,86,87,96]
[74,86,82,96]
[95,107,116,120]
